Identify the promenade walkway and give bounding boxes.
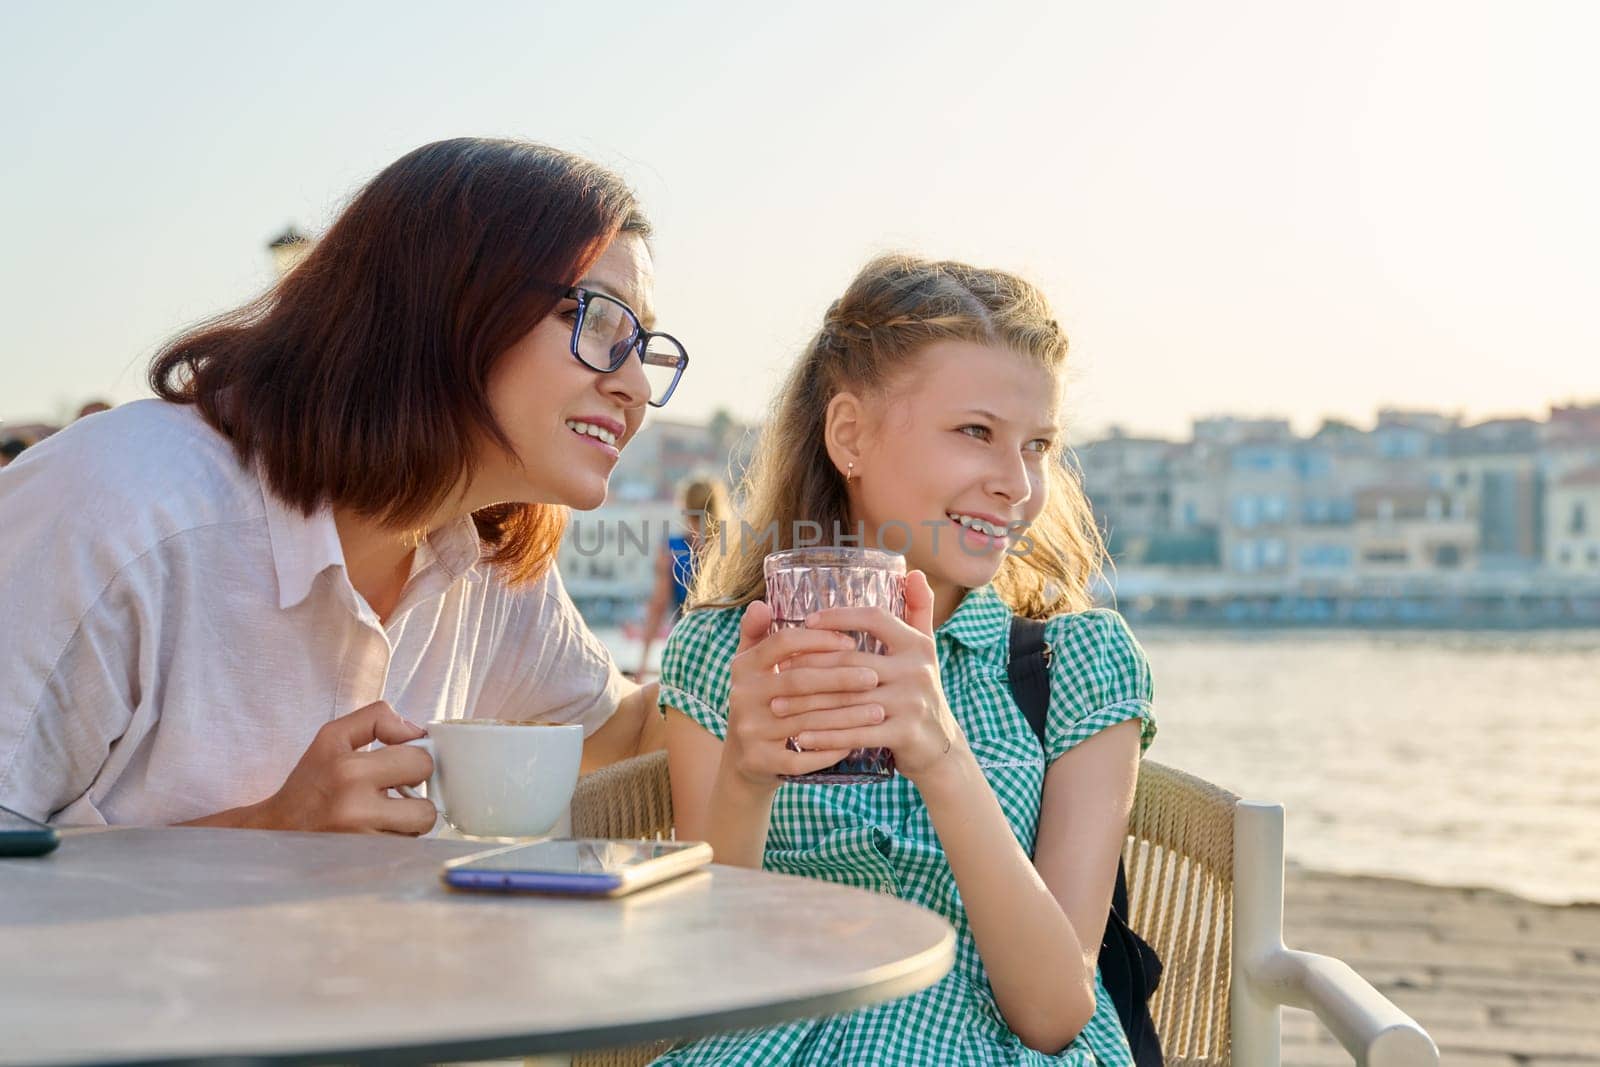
[1281,867,1600,1065]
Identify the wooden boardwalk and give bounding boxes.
[1280,867,1600,1066]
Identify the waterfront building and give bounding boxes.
[1351,484,1478,583]
[1373,408,1459,457]
[1545,467,1600,576]
[1192,415,1294,446]
[1430,418,1543,571]
[1546,402,1600,443]
[1075,430,1177,561]
[606,413,756,503]
[1219,435,1300,578]
[1541,403,1600,488]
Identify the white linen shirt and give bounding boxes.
[0,400,627,826]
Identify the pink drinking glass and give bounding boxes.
[763,546,906,784]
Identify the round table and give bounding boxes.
[0,827,955,1065]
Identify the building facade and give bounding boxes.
[1545,468,1600,576]
[1078,404,1600,602]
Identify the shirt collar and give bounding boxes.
[259,479,345,612]
[422,515,486,585]
[935,584,1013,652]
[261,478,485,613]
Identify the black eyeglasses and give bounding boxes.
[564,287,688,408]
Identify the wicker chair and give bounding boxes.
[567,753,1438,1067]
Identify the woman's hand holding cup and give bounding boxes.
[253,701,438,835]
[722,599,887,789]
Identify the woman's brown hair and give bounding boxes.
[150,137,650,586]
[692,253,1106,618]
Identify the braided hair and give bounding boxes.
[691,253,1106,619]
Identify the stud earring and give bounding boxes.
[845,461,856,483]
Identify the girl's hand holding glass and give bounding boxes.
[777,571,965,783]
[722,600,887,788]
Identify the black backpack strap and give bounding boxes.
[1006,616,1052,754]
[1006,614,1165,1067]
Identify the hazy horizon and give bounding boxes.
[5,1,1599,440]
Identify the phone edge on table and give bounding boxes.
[440,838,712,898]
[0,803,61,857]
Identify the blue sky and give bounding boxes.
[3,0,1598,439]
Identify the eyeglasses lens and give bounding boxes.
[575,293,638,372]
[642,334,686,405]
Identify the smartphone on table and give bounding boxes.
[442,838,711,898]
[0,803,60,857]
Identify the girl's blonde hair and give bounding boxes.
[692,253,1106,619]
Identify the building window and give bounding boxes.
[1300,544,1352,568]
[1233,449,1283,473]
[1363,548,1409,564]
[1435,544,1462,567]
[1573,503,1588,535]
[1589,546,1599,567]
[1482,471,1518,555]
[1261,539,1286,568]
[1456,471,1471,488]
[1560,547,1572,565]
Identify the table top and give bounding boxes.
[0,827,955,1066]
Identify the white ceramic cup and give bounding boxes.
[399,719,584,839]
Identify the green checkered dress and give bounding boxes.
[653,584,1157,1066]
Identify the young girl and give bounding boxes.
[655,254,1156,1065]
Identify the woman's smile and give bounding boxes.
[565,416,624,459]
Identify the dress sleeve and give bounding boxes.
[1042,608,1157,764]
[656,606,744,741]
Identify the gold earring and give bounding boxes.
[845,461,855,483]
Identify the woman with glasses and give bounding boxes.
[0,137,686,832]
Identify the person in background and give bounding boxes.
[0,137,690,831]
[635,476,730,678]
[655,254,1155,1065]
[75,399,113,420]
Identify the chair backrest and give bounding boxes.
[570,750,679,1067]
[571,749,673,841]
[569,753,1241,1067]
[1124,759,1239,1067]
